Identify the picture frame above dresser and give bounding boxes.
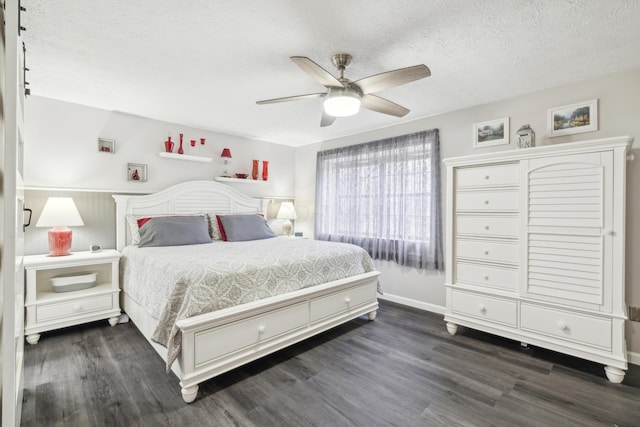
[443,135,633,383]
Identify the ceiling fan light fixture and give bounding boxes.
[323,87,361,117]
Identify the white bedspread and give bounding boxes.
[121,237,377,369]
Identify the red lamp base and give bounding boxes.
[48,226,73,256]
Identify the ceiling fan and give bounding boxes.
[256,54,431,127]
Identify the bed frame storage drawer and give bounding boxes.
[36,294,113,323]
[450,290,517,327]
[194,302,308,365]
[520,304,612,350]
[310,283,377,324]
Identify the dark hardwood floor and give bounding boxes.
[21,300,640,426]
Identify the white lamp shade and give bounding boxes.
[36,197,84,227]
[323,87,361,117]
[277,202,298,220]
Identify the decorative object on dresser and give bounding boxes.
[220,148,232,177]
[127,163,147,182]
[277,201,297,236]
[473,117,509,148]
[516,124,535,149]
[262,160,269,180]
[164,135,174,153]
[443,135,633,383]
[178,133,184,154]
[24,249,122,345]
[98,138,115,153]
[548,99,598,137]
[35,197,84,256]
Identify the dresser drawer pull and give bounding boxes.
[484,225,490,230]
[257,325,266,334]
[478,304,487,314]
[484,250,489,255]
[345,297,352,304]
[557,321,568,331]
[484,175,490,180]
[72,304,82,313]
[484,276,489,281]
[484,200,489,205]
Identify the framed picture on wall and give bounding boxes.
[127,163,147,182]
[547,99,598,137]
[473,117,509,148]
[98,138,115,153]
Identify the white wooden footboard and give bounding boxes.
[175,271,380,402]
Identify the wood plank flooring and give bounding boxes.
[21,300,640,426]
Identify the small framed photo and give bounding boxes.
[127,163,147,182]
[98,138,115,153]
[548,99,598,137]
[473,117,509,148]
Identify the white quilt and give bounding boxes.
[121,237,377,369]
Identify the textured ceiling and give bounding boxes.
[22,0,640,147]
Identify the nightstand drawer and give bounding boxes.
[451,290,517,327]
[310,283,377,323]
[456,190,518,212]
[456,163,519,188]
[520,304,611,350]
[36,295,113,323]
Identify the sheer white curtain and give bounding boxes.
[315,129,443,270]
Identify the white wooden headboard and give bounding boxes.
[112,180,266,251]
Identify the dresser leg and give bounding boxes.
[368,310,377,321]
[26,334,40,345]
[446,322,458,336]
[604,365,625,383]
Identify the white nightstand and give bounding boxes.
[24,249,122,344]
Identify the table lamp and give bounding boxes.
[35,197,84,256]
[277,202,297,236]
[220,148,232,177]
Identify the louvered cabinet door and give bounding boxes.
[523,151,613,311]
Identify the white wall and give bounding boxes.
[295,68,640,355]
[24,96,295,198]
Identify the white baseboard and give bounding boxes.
[378,293,445,315]
[377,294,640,367]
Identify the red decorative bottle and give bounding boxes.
[164,136,174,153]
[262,160,269,181]
[252,160,259,180]
[178,133,184,154]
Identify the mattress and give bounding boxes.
[121,237,377,367]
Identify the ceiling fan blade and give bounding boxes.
[256,92,326,105]
[290,56,344,88]
[320,110,336,127]
[354,64,431,94]
[361,94,410,117]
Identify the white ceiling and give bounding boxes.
[22,0,640,147]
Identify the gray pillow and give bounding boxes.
[138,215,212,247]
[217,214,276,242]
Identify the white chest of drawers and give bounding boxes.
[443,136,633,383]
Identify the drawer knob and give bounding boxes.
[484,175,490,180]
[345,297,352,304]
[484,250,489,255]
[478,304,487,314]
[484,200,489,205]
[484,276,489,281]
[484,225,490,230]
[257,326,266,334]
[72,304,81,312]
[557,321,568,331]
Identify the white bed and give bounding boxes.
[113,180,380,403]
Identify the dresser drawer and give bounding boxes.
[456,190,518,212]
[451,290,517,327]
[456,216,519,238]
[36,294,113,323]
[310,283,377,324]
[456,239,518,264]
[456,262,518,291]
[520,304,611,350]
[456,163,519,188]
[195,302,308,365]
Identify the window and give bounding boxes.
[315,129,443,270]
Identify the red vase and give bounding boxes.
[178,133,184,154]
[252,160,259,180]
[262,160,269,181]
[164,137,174,153]
[190,139,196,147]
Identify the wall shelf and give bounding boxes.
[159,152,212,163]
[214,176,267,184]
